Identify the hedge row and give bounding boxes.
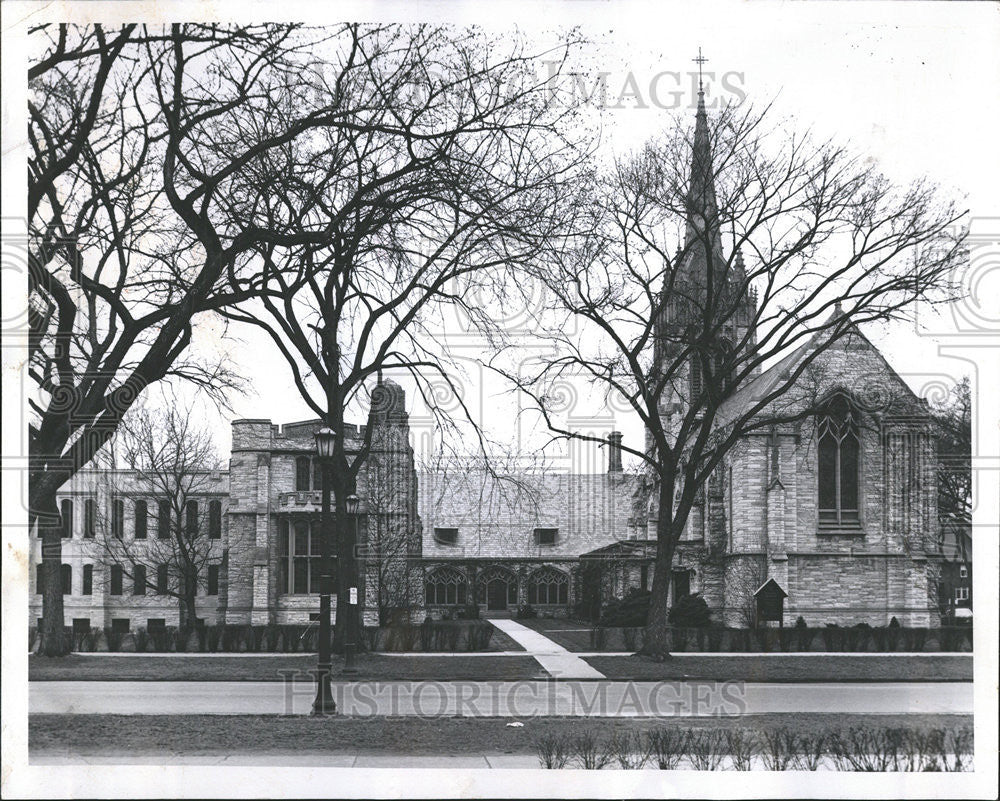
[535,725,973,770]
[29,619,499,654]
[586,624,974,653]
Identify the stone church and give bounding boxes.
[30,96,945,634]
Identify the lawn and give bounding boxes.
[583,654,973,682]
[28,654,544,682]
[30,713,973,757]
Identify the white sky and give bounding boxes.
[184,1,1000,468]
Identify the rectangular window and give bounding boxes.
[959,565,968,579]
[312,458,323,491]
[955,587,969,602]
[36,564,44,595]
[60,498,73,538]
[111,618,130,633]
[534,527,558,546]
[278,517,329,595]
[110,564,123,595]
[433,527,459,546]
[133,565,146,595]
[84,498,96,538]
[147,618,166,633]
[112,498,125,539]
[72,618,91,634]
[61,564,72,595]
[296,456,311,492]
[82,564,93,595]
[134,500,148,539]
[640,564,649,591]
[157,564,168,595]
[158,500,171,539]
[207,564,219,596]
[185,501,198,537]
[208,500,222,539]
[672,570,691,604]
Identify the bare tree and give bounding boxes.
[27,23,401,654]
[934,377,972,535]
[509,96,967,655]
[88,397,228,630]
[214,24,591,644]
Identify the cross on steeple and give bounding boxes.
[692,47,708,93]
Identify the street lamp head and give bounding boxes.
[314,426,337,460]
[346,494,361,515]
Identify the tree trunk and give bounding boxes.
[179,575,197,631]
[36,487,69,657]
[642,482,676,658]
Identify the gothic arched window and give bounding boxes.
[527,567,569,605]
[425,567,468,606]
[817,394,861,527]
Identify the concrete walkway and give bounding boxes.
[29,680,973,716]
[488,619,605,679]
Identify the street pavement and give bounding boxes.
[29,679,973,716]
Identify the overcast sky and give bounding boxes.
[7,0,999,469]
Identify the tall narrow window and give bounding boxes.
[185,501,198,537]
[157,564,169,595]
[312,458,323,491]
[207,564,219,596]
[690,356,703,400]
[36,564,44,594]
[208,500,222,539]
[295,456,311,492]
[134,500,148,539]
[817,394,861,528]
[110,565,123,595]
[133,565,146,595]
[84,498,96,538]
[277,517,328,595]
[82,564,93,595]
[112,498,125,539]
[157,500,171,539]
[61,564,72,595]
[60,498,73,538]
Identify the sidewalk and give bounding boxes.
[488,619,606,679]
[28,679,974,716]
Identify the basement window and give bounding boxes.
[534,528,558,546]
[433,527,459,546]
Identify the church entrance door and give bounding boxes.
[487,579,509,611]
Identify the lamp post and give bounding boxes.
[312,426,337,715]
[343,492,361,675]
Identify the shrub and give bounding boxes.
[685,729,725,770]
[945,726,974,772]
[264,624,280,652]
[516,603,537,620]
[419,618,435,651]
[672,627,689,652]
[362,625,382,652]
[29,627,38,653]
[173,627,191,653]
[196,625,209,652]
[911,628,927,653]
[570,729,612,770]
[589,627,608,651]
[724,729,757,771]
[707,627,723,652]
[854,623,873,652]
[535,734,572,769]
[872,627,888,652]
[609,731,648,769]
[667,593,711,628]
[622,627,642,651]
[465,622,493,651]
[598,590,650,627]
[134,627,149,654]
[792,732,826,771]
[759,727,798,770]
[206,625,222,653]
[794,617,812,651]
[104,626,123,652]
[645,729,686,770]
[887,617,901,651]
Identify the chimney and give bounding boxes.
[608,431,623,474]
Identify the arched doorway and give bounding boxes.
[478,565,518,612]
